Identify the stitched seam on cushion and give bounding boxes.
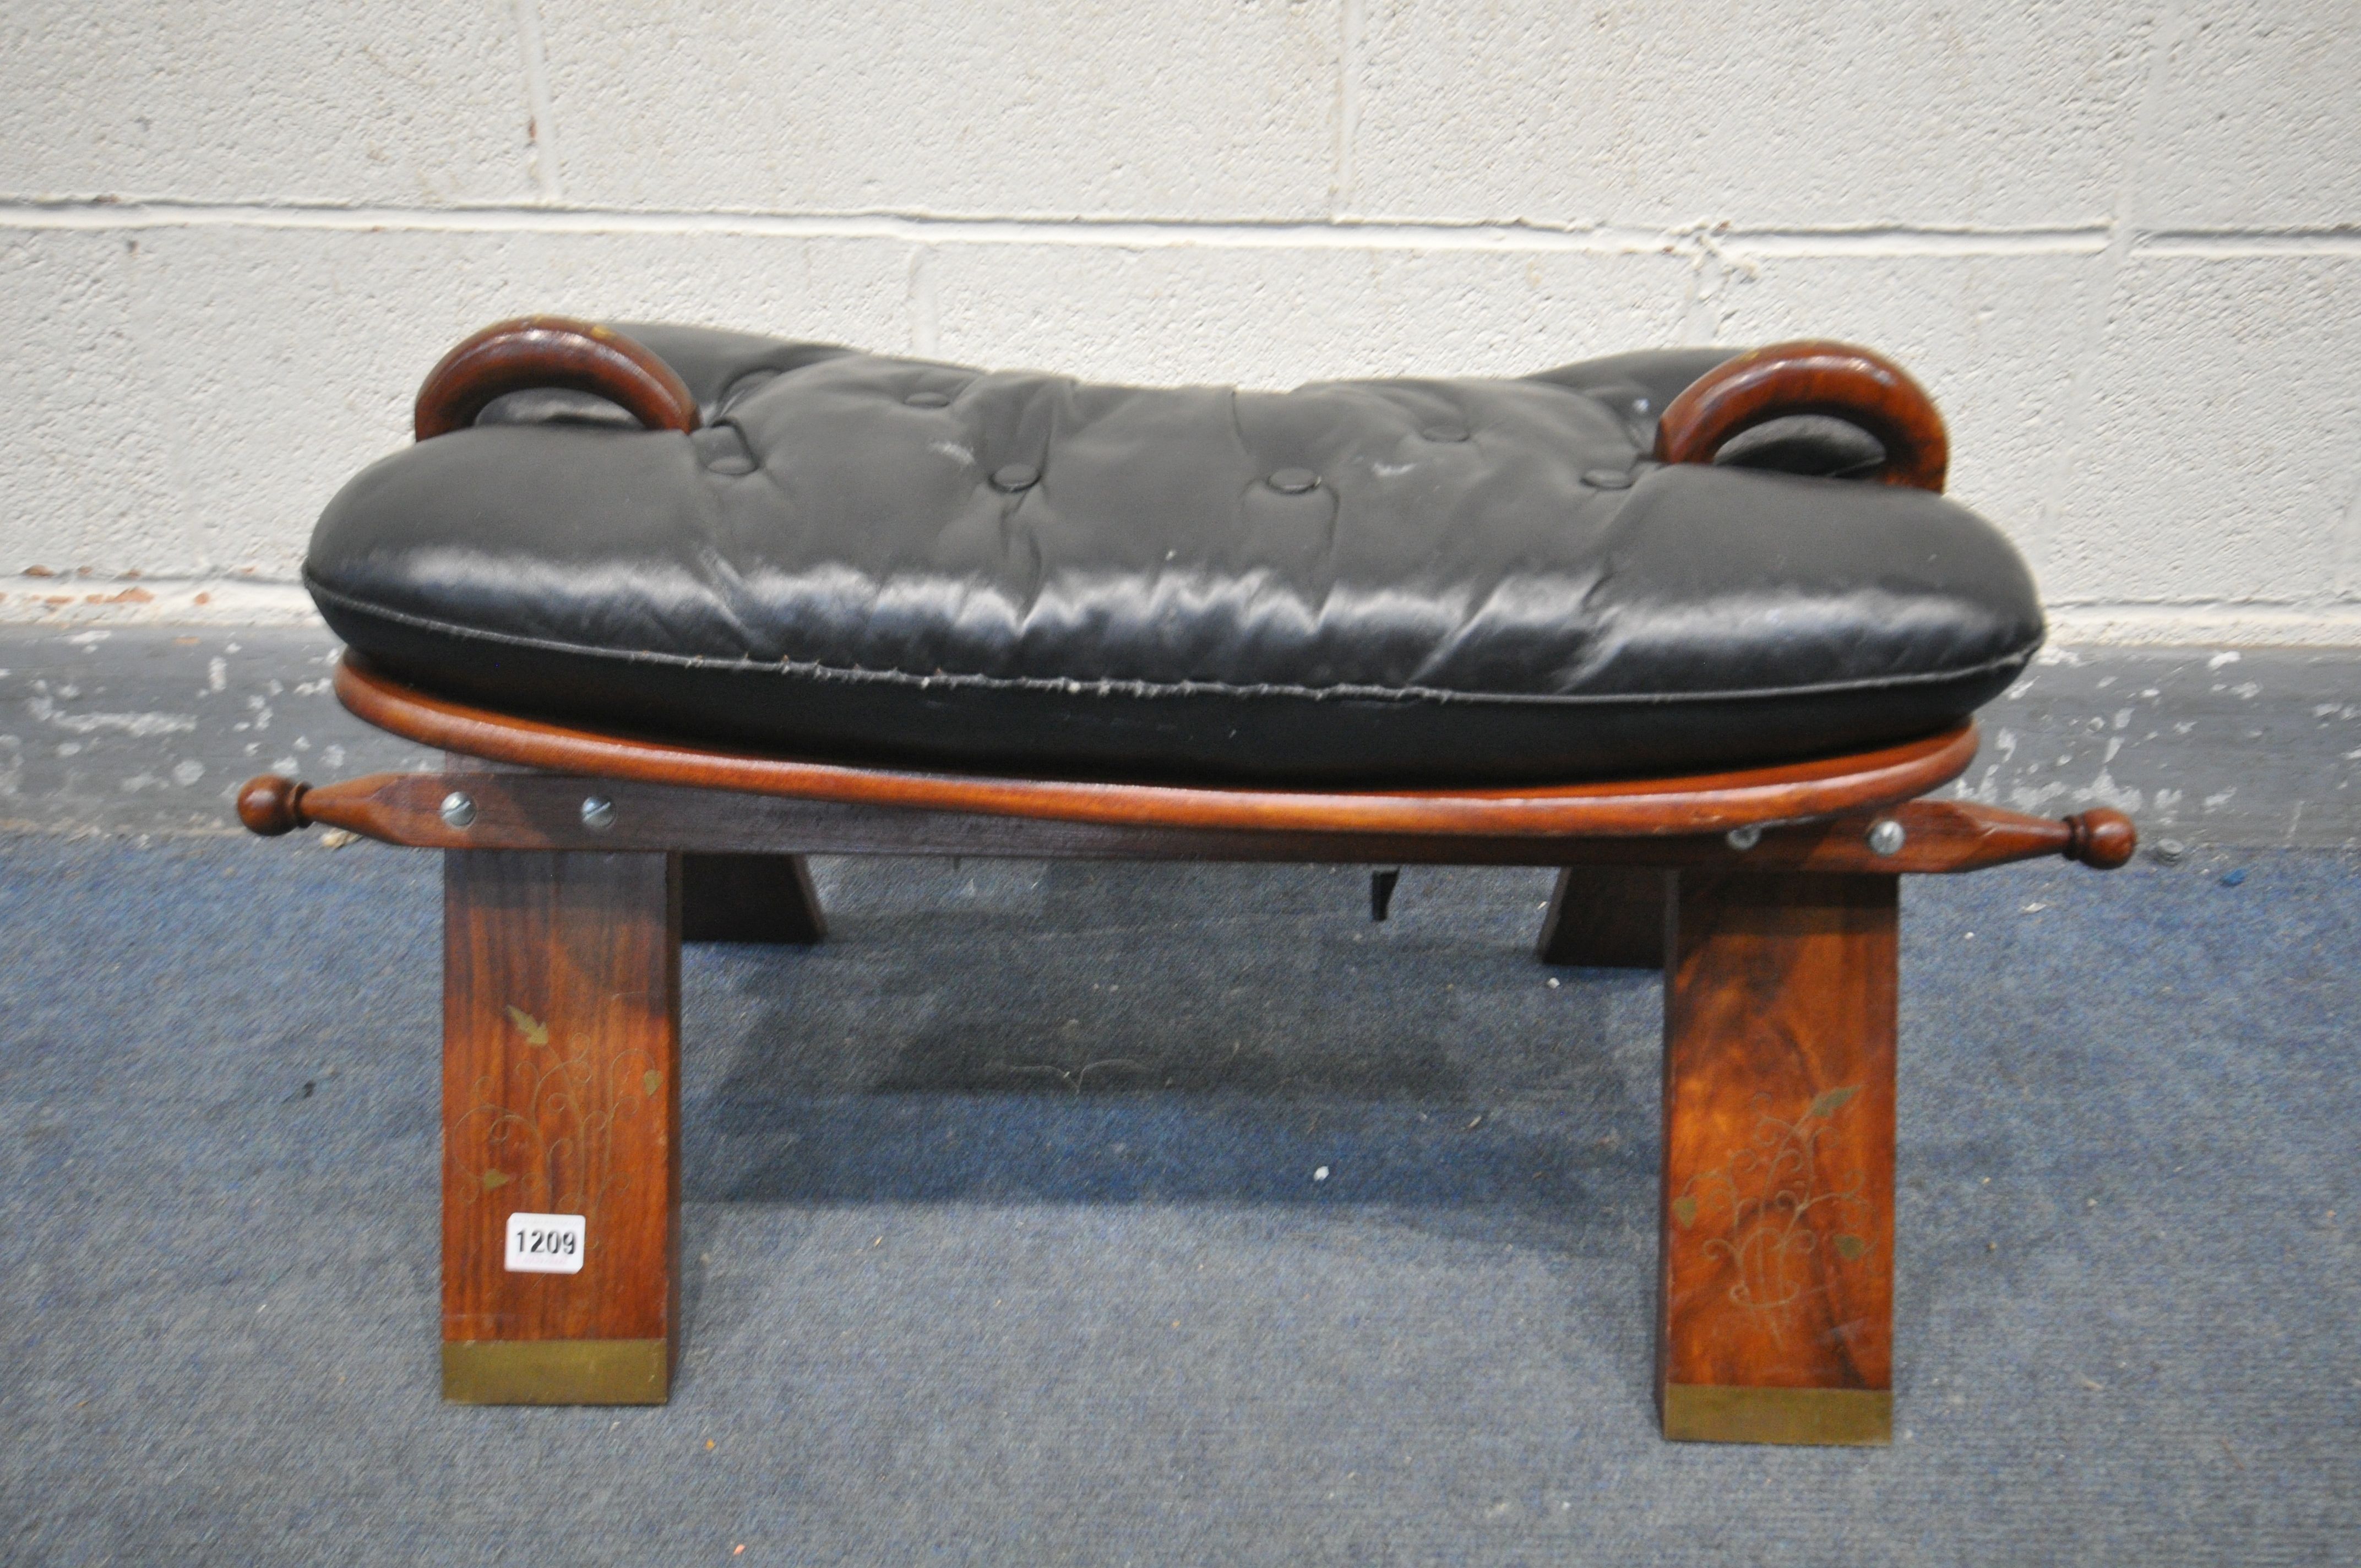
[304,574,2039,709]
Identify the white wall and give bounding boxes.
[2,1,2355,642]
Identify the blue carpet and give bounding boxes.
[0,835,2354,1565]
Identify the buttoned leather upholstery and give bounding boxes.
[305,324,2042,784]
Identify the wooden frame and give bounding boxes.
[240,662,2132,1441]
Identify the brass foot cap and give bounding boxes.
[1662,1384,1891,1446]
[443,1338,670,1405]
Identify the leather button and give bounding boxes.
[1421,425,1469,443]
[906,391,951,408]
[992,463,1040,493]
[1581,467,1634,490]
[690,424,758,476]
[1268,467,1319,494]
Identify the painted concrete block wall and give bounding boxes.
[1,1,2354,643]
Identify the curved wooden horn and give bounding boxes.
[412,316,700,441]
[1653,339,1949,492]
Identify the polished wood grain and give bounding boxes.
[259,767,2132,876]
[681,852,826,944]
[413,317,700,442]
[442,850,682,1402]
[1658,872,1897,1443]
[1655,340,1949,492]
[1535,867,1671,967]
[330,657,1977,839]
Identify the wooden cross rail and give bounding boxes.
[242,766,2132,875]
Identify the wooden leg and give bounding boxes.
[680,852,826,945]
[440,850,682,1403]
[1536,866,1671,968]
[1658,871,1896,1445]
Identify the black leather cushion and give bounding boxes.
[305,323,2043,785]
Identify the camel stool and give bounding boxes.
[240,321,2134,1444]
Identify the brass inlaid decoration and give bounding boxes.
[443,1339,670,1404]
[1662,1384,1891,1446]
[1671,1085,1872,1336]
[452,1005,664,1228]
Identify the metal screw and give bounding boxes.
[1867,818,1907,856]
[580,795,616,831]
[2151,837,2189,865]
[1724,824,1762,852]
[438,791,476,829]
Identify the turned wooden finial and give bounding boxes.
[237,774,311,836]
[2063,808,2136,869]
